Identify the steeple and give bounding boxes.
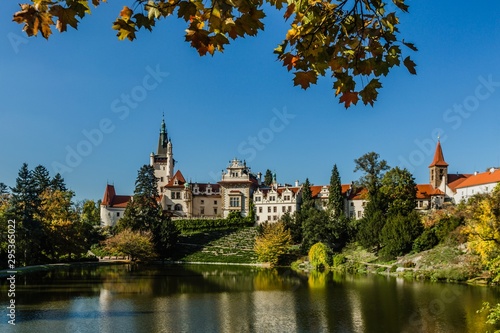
[157,115,169,156]
[429,139,448,189]
[429,139,448,168]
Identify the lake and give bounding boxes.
[1,263,498,332]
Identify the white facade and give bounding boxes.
[253,186,301,224]
[219,158,257,218]
[454,168,500,203]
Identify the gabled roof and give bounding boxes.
[165,170,186,187]
[447,173,472,193]
[348,187,368,200]
[429,141,449,167]
[310,184,352,199]
[455,169,500,189]
[101,184,131,208]
[416,184,445,199]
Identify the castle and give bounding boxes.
[100,118,500,227]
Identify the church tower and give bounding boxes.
[429,140,448,189]
[150,116,175,193]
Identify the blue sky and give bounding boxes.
[1,1,500,202]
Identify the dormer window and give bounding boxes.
[174,179,178,185]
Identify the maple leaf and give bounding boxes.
[339,91,359,108]
[112,18,136,41]
[403,56,417,74]
[50,5,79,32]
[120,6,133,21]
[293,71,318,90]
[359,79,382,106]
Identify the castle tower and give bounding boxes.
[150,116,175,193]
[429,140,448,189]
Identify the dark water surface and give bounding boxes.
[1,263,499,332]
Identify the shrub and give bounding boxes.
[333,254,347,267]
[309,242,330,269]
[254,222,292,267]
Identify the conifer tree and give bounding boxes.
[50,173,67,192]
[327,164,344,218]
[301,178,313,210]
[264,169,273,187]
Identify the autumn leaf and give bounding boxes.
[359,79,382,106]
[339,91,359,108]
[403,56,417,74]
[120,6,133,21]
[50,5,79,32]
[112,18,136,41]
[293,71,317,89]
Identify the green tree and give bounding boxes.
[264,169,273,187]
[281,211,302,244]
[379,211,423,259]
[308,242,330,269]
[12,0,416,107]
[380,167,417,216]
[327,164,344,218]
[104,229,155,261]
[0,183,8,195]
[118,165,161,232]
[50,173,67,192]
[301,208,330,252]
[8,163,45,265]
[254,221,292,266]
[301,178,314,210]
[152,214,179,260]
[354,152,390,196]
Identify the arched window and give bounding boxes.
[174,204,183,211]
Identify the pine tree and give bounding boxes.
[264,169,273,187]
[327,164,344,218]
[51,173,67,192]
[9,163,44,265]
[32,165,51,196]
[301,178,313,210]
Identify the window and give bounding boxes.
[350,211,354,218]
[207,187,212,194]
[259,207,262,213]
[255,196,261,202]
[160,177,164,182]
[268,207,271,213]
[350,202,354,206]
[201,199,204,204]
[167,205,172,210]
[175,204,182,211]
[214,200,217,205]
[357,211,362,218]
[256,216,260,221]
[284,195,290,201]
[117,212,120,217]
[269,196,275,201]
[176,192,181,199]
[267,216,271,221]
[273,206,277,213]
[230,197,240,207]
[282,206,286,212]
[273,215,278,221]
[200,207,205,215]
[288,206,292,212]
[214,208,218,214]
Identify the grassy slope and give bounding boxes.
[172,227,259,264]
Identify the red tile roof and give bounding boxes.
[101,184,131,208]
[165,170,186,187]
[416,184,444,199]
[455,169,500,189]
[348,187,368,200]
[429,141,449,167]
[447,174,472,192]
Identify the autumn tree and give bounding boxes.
[12,0,416,107]
[104,229,155,261]
[254,221,292,266]
[464,184,500,282]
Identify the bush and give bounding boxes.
[254,222,292,266]
[333,254,347,267]
[413,228,439,252]
[309,242,330,269]
[174,214,253,234]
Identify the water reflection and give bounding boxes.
[0,264,498,333]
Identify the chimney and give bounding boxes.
[490,167,496,173]
[295,180,299,187]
